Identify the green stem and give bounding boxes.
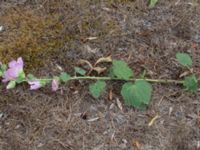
[25,76,184,84]
[70,76,184,84]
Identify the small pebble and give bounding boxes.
[192,34,200,43]
[37,143,44,148]
[0,113,3,119]
[0,26,3,32]
[197,141,200,149]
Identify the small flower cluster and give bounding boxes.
[0,57,59,91]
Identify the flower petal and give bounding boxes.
[3,68,18,82]
[8,57,23,69]
[17,57,23,67]
[52,79,59,91]
[3,57,24,82]
[28,81,41,90]
[8,60,17,68]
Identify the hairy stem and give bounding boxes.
[70,76,184,84]
[25,76,184,84]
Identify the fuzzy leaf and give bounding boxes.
[59,72,71,82]
[16,71,26,83]
[183,75,198,92]
[111,60,133,80]
[0,64,7,72]
[74,67,86,76]
[39,80,48,87]
[176,53,192,67]
[89,80,106,98]
[7,80,16,89]
[27,74,36,80]
[0,64,7,77]
[121,80,152,109]
[149,0,158,8]
[0,71,3,77]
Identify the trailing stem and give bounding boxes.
[25,76,184,84]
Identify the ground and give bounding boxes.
[0,0,200,150]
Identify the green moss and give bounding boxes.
[79,14,120,37]
[0,1,124,72]
[0,7,72,71]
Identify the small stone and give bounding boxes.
[0,113,3,119]
[0,26,3,32]
[37,143,44,148]
[119,143,127,149]
[197,141,200,149]
[122,139,128,144]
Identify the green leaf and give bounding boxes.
[59,72,71,82]
[111,60,133,80]
[16,71,26,83]
[39,80,49,87]
[0,64,7,77]
[183,75,198,93]
[149,0,158,8]
[139,70,146,79]
[53,76,60,80]
[89,80,106,98]
[121,80,152,109]
[176,52,192,67]
[108,68,115,78]
[0,71,3,77]
[74,67,86,76]
[0,64,7,72]
[27,74,36,80]
[7,80,16,89]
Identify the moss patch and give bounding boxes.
[0,7,71,71]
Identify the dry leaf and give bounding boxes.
[109,103,115,109]
[109,89,113,101]
[56,64,63,71]
[179,71,190,78]
[169,107,173,116]
[86,37,98,40]
[179,68,193,78]
[191,43,198,49]
[78,59,93,69]
[95,56,112,66]
[92,67,107,74]
[128,51,132,62]
[148,114,160,127]
[84,45,98,54]
[133,139,141,150]
[116,98,123,111]
[111,132,115,142]
[102,7,111,11]
[87,117,99,122]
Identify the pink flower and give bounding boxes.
[52,79,59,91]
[3,57,24,82]
[28,81,41,90]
